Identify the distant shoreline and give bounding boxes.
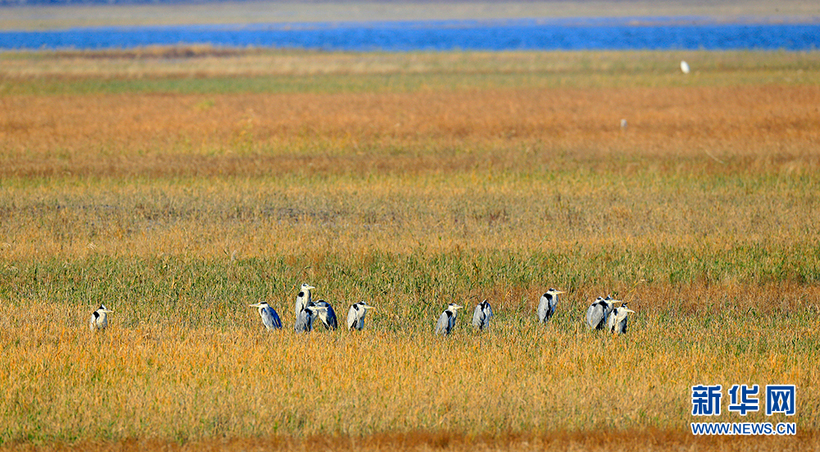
[2,0,819,31]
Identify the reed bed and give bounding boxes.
[0,49,818,449]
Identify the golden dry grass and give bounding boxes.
[1,49,818,449]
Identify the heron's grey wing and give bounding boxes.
[537,294,549,322]
[471,305,484,328]
[435,311,450,335]
[619,315,628,334]
[268,307,283,329]
[586,304,603,329]
[485,303,493,319]
[294,310,311,332]
[325,305,338,330]
[261,308,275,329]
[347,306,358,330]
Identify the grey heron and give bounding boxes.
[471,300,493,330]
[249,301,282,330]
[295,283,315,318]
[313,300,338,330]
[347,301,376,331]
[435,303,463,336]
[294,304,328,333]
[608,305,635,334]
[89,304,114,331]
[585,296,622,330]
[537,288,565,323]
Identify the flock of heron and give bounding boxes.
[89,284,635,335]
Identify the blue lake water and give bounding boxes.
[1,18,819,51]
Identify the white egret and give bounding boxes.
[471,299,493,330]
[249,301,282,330]
[295,283,315,318]
[537,288,565,324]
[89,304,114,331]
[435,303,463,336]
[608,305,635,334]
[347,301,376,331]
[680,60,690,74]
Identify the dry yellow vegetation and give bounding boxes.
[0,49,818,450]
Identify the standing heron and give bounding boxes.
[585,296,622,330]
[89,304,114,331]
[295,284,315,318]
[537,288,565,323]
[294,304,328,333]
[435,303,463,336]
[471,300,493,330]
[608,305,635,334]
[313,300,338,330]
[347,301,376,331]
[249,301,282,330]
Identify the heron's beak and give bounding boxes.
[454,305,464,310]
[103,309,114,313]
[622,308,635,314]
[249,303,261,308]
[556,291,566,295]
[305,285,315,290]
[364,305,376,310]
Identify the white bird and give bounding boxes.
[89,304,114,331]
[313,300,338,330]
[537,288,565,324]
[294,304,328,333]
[680,60,690,74]
[295,283,315,318]
[435,303,463,336]
[347,301,376,331]
[585,296,623,330]
[471,299,493,330]
[608,306,635,334]
[249,301,282,330]
[620,119,628,130]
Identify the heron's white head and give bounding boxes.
[249,302,269,309]
[545,288,565,297]
[602,296,624,308]
[447,303,463,311]
[613,307,635,322]
[300,284,315,292]
[97,304,114,313]
[359,301,376,310]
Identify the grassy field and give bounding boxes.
[1,48,819,450]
